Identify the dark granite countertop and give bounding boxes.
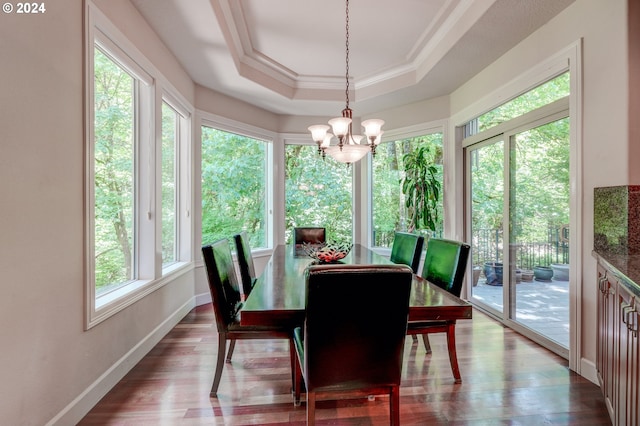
[593,251,640,297]
[593,185,640,295]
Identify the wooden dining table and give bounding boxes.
[240,244,472,327]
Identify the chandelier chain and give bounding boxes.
[345,0,350,109]
[307,0,383,164]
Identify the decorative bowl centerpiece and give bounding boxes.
[303,242,352,264]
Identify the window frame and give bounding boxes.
[85,3,193,329]
[161,100,179,267]
[199,112,275,252]
[160,94,191,273]
[453,41,583,370]
[463,72,570,138]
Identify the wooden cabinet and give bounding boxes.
[597,264,616,418]
[596,260,640,425]
[617,280,639,425]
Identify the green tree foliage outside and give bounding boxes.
[201,128,267,249]
[284,146,353,244]
[469,72,571,268]
[94,47,135,291]
[511,118,570,243]
[94,55,569,289]
[471,119,570,268]
[470,142,505,234]
[161,103,177,265]
[372,134,443,247]
[477,72,570,132]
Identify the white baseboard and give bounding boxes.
[46,298,196,426]
[580,357,599,385]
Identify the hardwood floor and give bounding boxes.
[79,304,610,425]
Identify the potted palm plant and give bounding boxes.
[401,145,441,233]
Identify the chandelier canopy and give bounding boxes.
[308,0,384,165]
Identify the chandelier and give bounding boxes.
[308,0,384,165]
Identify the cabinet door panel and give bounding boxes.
[618,286,639,426]
[597,265,616,416]
[597,269,605,381]
[596,260,640,425]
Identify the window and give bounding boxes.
[161,101,178,267]
[463,67,572,352]
[371,133,443,247]
[93,45,138,293]
[466,72,570,136]
[86,6,192,328]
[201,126,269,249]
[284,145,353,244]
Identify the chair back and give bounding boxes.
[202,240,243,332]
[294,227,326,245]
[421,238,470,297]
[389,232,425,273]
[233,231,256,297]
[303,264,413,392]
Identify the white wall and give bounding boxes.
[0,1,197,424]
[196,84,279,133]
[449,0,629,379]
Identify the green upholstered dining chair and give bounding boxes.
[293,264,413,426]
[233,231,256,299]
[202,240,295,397]
[389,231,425,274]
[407,238,470,383]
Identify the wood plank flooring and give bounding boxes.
[79,304,611,425]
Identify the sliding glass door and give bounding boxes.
[509,117,570,347]
[466,112,570,351]
[468,137,505,315]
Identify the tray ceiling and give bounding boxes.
[130,0,575,116]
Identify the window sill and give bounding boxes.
[86,261,193,329]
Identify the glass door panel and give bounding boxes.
[509,118,570,347]
[468,138,505,314]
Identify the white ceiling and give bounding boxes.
[130,0,575,117]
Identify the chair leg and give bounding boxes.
[288,338,297,399]
[411,334,418,344]
[307,391,316,426]
[293,352,303,406]
[225,339,236,363]
[422,334,432,354]
[390,385,400,426]
[211,333,227,397]
[445,322,462,383]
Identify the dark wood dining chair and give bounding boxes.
[293,264,413,425]
[407,237,470,383]
[202,240,295,397]
[293,227,326,245]
[389,231,425,274]
[233,231,256,299]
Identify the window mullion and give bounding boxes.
[137,79,156,280]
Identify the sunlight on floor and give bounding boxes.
[472,279,569,348]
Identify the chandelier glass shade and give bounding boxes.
[308,0,384,165]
